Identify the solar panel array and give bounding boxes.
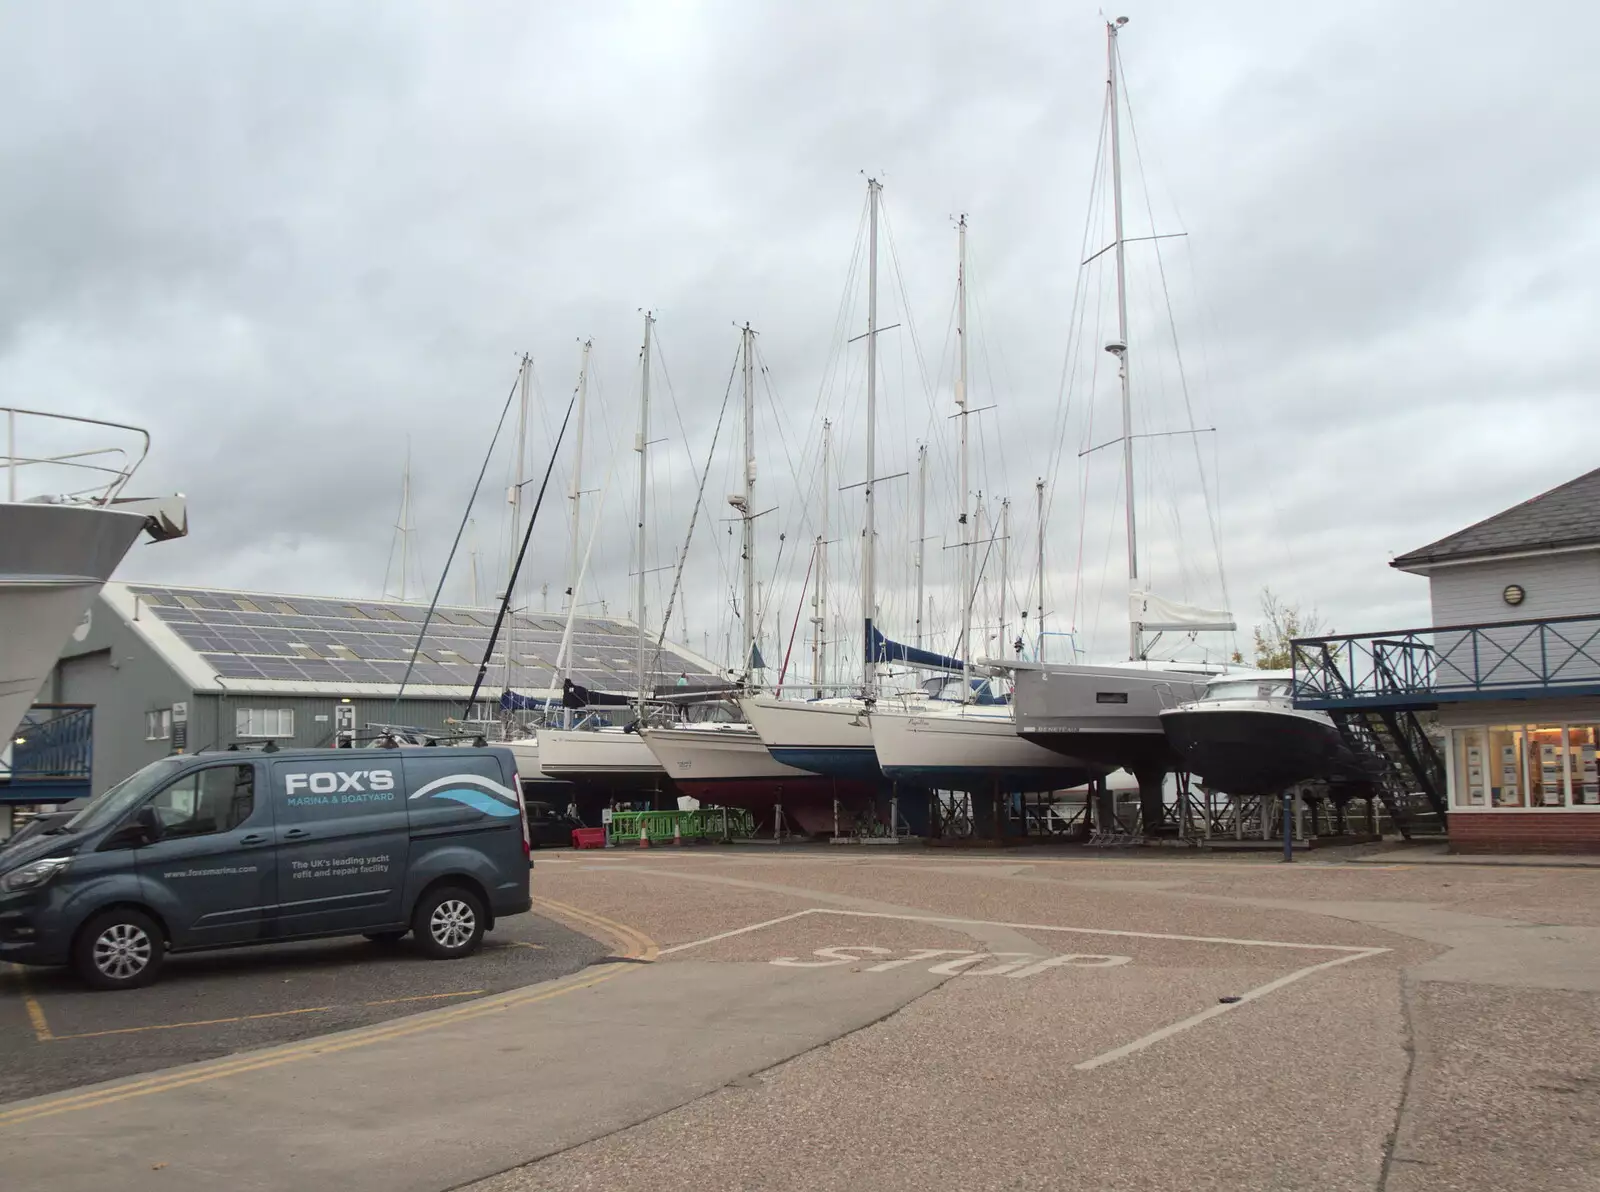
[127,586,715,694]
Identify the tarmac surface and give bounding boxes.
[2,843,1598,1191]
[0,899,606,1102]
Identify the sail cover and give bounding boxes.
[865,621,965,672]
[499,690,560,712]
[1130,590,1236,633]
[559,678,634,709]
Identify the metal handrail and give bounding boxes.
[1,407,151,504]
[1294,613,1600,703]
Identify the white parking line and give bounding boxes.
[1073,949,1386,1070]
[658,911,818,956]
[813,908,1381,953]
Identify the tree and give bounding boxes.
[1248,587,1326,670]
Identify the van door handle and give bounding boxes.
[281,828,311,841]
[238,833,270,846]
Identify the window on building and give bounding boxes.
[1570,725,1600,805]
[1487,726,1525,807]
[145,764,255,838]
[1528,725,1567,808]
[1454,728,1487,808]
[1451,723,1600,810]
[237,708,295,738]
[145,709,172,741]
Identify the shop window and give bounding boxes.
[1454,728,1488,808]
[1528,726,1568,808]
[1570,726,1600,805]
[1487,726,1525,807]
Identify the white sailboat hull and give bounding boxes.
[869,706,1104,792]
[538,727,666,789]
[639,724,814,782]
[738,696,880,780]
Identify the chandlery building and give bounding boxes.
[1294,466,1600,853]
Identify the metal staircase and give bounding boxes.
[1299,643,1448,839]
[1328,709,1447,838]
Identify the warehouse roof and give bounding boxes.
[103,582,718,698]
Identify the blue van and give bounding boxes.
[0,746,532,989]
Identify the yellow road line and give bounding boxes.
[7,965,53,1043]
[363,990,484,1008]
[0,965,626,1128]
[54,1005,334,1041]
[530,895,660,961]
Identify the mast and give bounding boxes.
[1106,16,1140,660]
[510,354,530,604]
[566,339,591,616]
[740,323,757,685]
[1000,497,1011,663]
[635,313,654,718]
[1035,478,1045,658]
[812,418,830,697]
[397,442,414,601]
[862,177,881,699]
[956,214,971,699]
[973,494,985,681]
[913,442,927,647]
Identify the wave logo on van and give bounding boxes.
[408,774,522,818]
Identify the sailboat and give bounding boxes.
[539,315,673,799]
[639,325,872,836]
[740,178,920,787]
[868,217,1105,797]
[1008,17,1236,832]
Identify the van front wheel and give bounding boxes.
[74,908,167,990]
[412,887,485,959]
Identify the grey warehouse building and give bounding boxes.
[47,582,719,797]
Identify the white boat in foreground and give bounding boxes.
[869,697,1103,793]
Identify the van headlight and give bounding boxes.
[0,856,71,893]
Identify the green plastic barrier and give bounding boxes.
[608,807,754,844]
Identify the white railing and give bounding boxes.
[1,407,151,505]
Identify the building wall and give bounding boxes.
[1425,552,1600,691]
[1428,550,1600,625]
[186,694,484,755]
[54,605,193,797]
[1448,812,1600,855]
[53,597,499,794]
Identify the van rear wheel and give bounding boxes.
[74,908,166,990]
[411,887,485,959]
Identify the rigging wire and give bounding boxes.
[1117,46,1232,618]
[650,344,742,678]
[465,387,578,712]
[390,366,523,718]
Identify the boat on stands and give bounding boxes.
[1158,670,1371,796]
[1008,19,1236,831]
[1,408,187,742]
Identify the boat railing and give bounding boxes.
[1,406,152,505]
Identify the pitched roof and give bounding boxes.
[1392,466,1600,571]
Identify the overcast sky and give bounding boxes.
[11,1,1598,673]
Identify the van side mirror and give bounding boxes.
[107,806,164,849]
